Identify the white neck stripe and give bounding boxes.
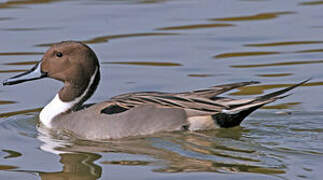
[39,68,98,128]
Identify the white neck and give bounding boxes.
[39,68,98,128]
[39,94,75,128]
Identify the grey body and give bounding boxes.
[52,104,187,139]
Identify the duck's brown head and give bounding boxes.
[3,41,100,102]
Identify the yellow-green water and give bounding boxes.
[0,0,323,179]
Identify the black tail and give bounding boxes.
[212,79,310,128]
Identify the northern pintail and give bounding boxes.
[3,41,308,140]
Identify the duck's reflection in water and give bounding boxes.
[38,153,102,180]
[36,125,285,180]
[36,127,102,180]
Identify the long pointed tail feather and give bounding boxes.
[212,79,310,128]
[255,78,311,101]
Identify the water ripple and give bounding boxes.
[103,61,182,67]
[157,23,234,31]
[211,11,295,21]
[36,32,179,46]
[299,1,323,5]
[214,51,280,59]
[245,41,323,47]
[231,60,323,68]
[0,0,62,9]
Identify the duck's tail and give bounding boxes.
[212,79,310,128]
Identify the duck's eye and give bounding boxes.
[56,52,63,57]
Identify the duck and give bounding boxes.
[2,41,308,140]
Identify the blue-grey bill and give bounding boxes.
[2,62,47,86]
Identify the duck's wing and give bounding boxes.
[107,81,260,114]
[109,91,228,115]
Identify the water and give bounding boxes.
[0,0,323,179]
